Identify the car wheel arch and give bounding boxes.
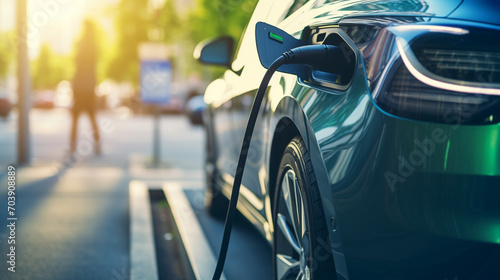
[268,96,349,279]
[268,116,300,213]
[269,97,329,215]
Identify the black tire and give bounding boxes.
[273,136,335,279]
[205,181,228,218]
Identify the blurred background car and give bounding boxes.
[0,97,11,118]
[185,94,206,125]
[33,90,56,109]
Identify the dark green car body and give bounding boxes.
[200,0,500,278]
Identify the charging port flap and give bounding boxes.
[255,21,309,79]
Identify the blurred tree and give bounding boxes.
[107,0,151,83]
[0,32,14,78]
[104,0,257,84]
[189,0,258,44]
[31,43,71,90]
[187,0,258,79]
[159,0,181,43]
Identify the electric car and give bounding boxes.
[195,0,500,279]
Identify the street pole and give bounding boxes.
[17,0,31,165]
[139,42,170,168]
[153,105,160,167]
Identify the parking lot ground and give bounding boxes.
[181,187,273,280]
[131,181,272,280]
[0,163,131,280]
[0,110,272,279]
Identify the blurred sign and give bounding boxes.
[140,60,172,104]
[139,43,171,104]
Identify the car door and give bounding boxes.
[223,0,314,219]
[216,0,277,216]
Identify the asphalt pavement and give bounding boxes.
[0,164,130,280]
[0,108,271,280]
[0,108,203,279]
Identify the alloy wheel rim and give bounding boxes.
[276,169,311,280]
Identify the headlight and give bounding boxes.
[346,21,500,124]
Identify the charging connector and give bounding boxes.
[282,45,344,74]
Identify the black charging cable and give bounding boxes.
[212,44,340,280]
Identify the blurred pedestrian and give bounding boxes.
[70,20,101,155]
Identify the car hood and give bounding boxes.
[283,0,463,34]
[447,0,500,26]
[321,0,462,17]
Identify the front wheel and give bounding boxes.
[273,137,335,280]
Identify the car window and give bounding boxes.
[231,1,274,72]
[233,0,313,71]
[230,0,313,93]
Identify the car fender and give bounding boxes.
[268,93,350,279]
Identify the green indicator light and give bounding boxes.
[269,32,283,43]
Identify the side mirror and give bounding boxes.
[193,36,234,68]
